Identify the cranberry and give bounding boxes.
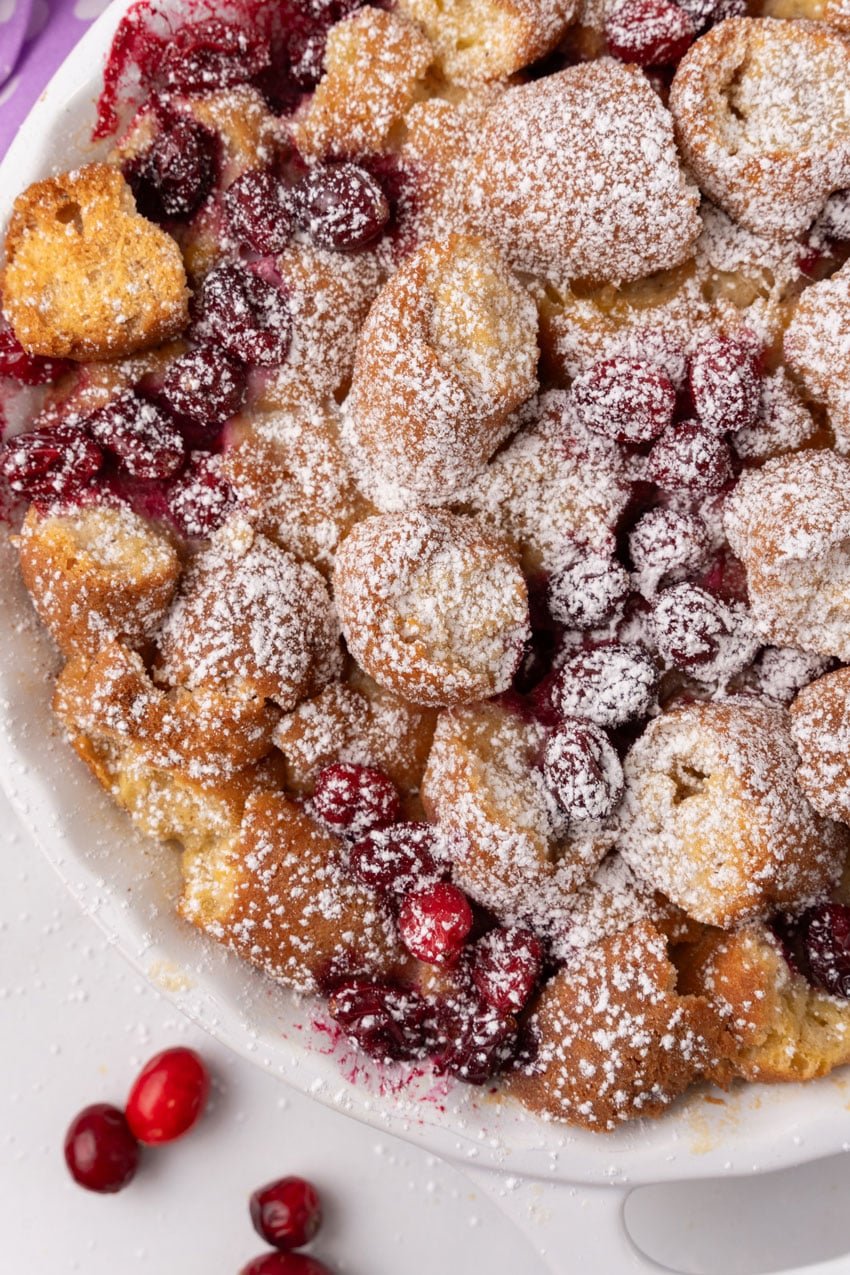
[543,720,624,822]
[675,0,744,27]
[555,643,659,728]
[161,19,271,93]
[647,421,733,495]
[436,996,517,1085]
[797,904,850,998]
[125,1046,210,1145]
[312,762,400,838]
[571,357,676,444]
[159,347,247,430]
[240,1255,332,1275]
[87,391,185,479]
[0,423,103,507]
[0,328,71,385]
[472,928,542,1013]
[689,335,761,435]
[398,882,473,965]
[166,451,235,537]
[548,552,630,629]
[606,0,695,66]
[199,263,291,366]
[225,169,295,255]
[650,581,730,670]
[297,164,390,252]
[64,1103,139,1194]
[327,978,434,1062]
[628,507,709,584]
[125,115,218,221]
[250,1177,322,1251]
[347,822,442,895]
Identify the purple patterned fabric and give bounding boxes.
[0,0,111,160]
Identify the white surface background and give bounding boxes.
[7,789,850,1275]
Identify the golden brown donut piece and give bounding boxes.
[505,922,728,1129]
[334,511,530,707]
[461,59,700,285]
[784,257,850,451]
[724,450,850,660]
[17,503,180,658]
[158,518,343,708]
[790,668,850,826]
[669,18,850,238]
[179,791,406,993]
[2,164,189,359]
[346,233,538,507]
[618,700,849,928]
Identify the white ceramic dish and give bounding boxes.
[2,5,850,1270]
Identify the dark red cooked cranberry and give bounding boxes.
[675,0,744,27]
[472,928,542,1013]
[328,978,434,1062]
[571,357,676,444]
[398,882,473,965]
[87,392,184,479]
[628,507,709,584]
[347,822,442,895]
[543,719,624,822]
[0,329,72,385]
[650,581,730,670]
[312,762,400,839]
[548,552,630,629]
[555,643,659,728]
[165,451,235,538]
[647,421,733,495]
[240,1256,332,1275]
[797,903,850,998]
[688,335,761,435]
[605,0,695,66]
[250,1177,322,1251]
[160,19,271,93]
[297,163,390,252]
[199,263,291,366]
[224,169,295,256]
[435,996,518,1085]
[64,1103,139,1194]
[159,347,247,430]
[124,115,218,221]
[125,1046,210,1145]
[0,423,103,507]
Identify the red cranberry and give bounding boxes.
[240,1255,332,1275]
[125,115,218,221]
[605,0,695,66]
[161,19,271,93]
[650,581,730,670]
[199,263,291,366]
[297,164,390,252]
[327,978,434,1062]
[628,507,709,585]
[166,451,235,538]
[675,0,744,27]
[87,392,185,479]
[571,357,676,444]
[250,1177,322,1251]
[472,928,542,1013]
[0,328,71,385]
[556,643,658,728]
[225,169,295,255]
[798,904,850,998]
[64,1103,139,1194]
[543,720,624,822]
[347,822,442,895]
[312,762,400,838]
[159,346,247,430]
[647,421,733,495]
[0,423,103,507]
[548,552,630,629]
[125,1046,210,1145]
[398,882,473,965]
[689,335,761,435]
[435,996,517,1085]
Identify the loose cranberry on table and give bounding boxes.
[0,423,103,507]
[64,1103,140,1194]
[647,420,733,495]
[327,978,434,1062]
[198,262,292,366]
[125,1046,210,1145]
[570,357,676,444]
[250,1176,323,1251]
[225,169,295,256]
[472,928,543,1013]
[605,0,695,66]
[543,719,624,823]
[347,821,443,895]
[124,115,218,221]
[0,328,71,385]
[87,391,185,479]
[297,163,390,252]
[548,551,630,629]
[312,762,400,838]
[688,334,761,435]
[397,881,473,965]
[165,451,235,538]
[158,346,247,430]
[240,1254,332,1275]
[555,642,659,729]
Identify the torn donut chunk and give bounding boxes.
[334,510,530,707]
[783,258,850,452]
[790,668,850,826]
